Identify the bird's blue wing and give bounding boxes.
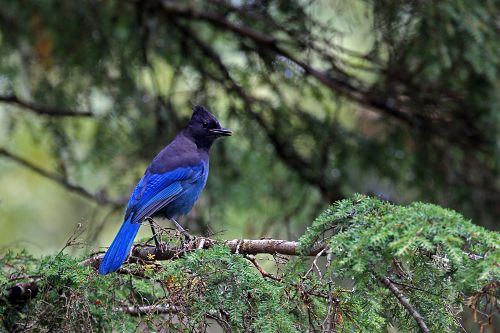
[124,164,205,223]
[99,164,205,275]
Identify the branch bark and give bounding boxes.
[82,237,326,269]
[379,276,430,333]
[117,304,180,316]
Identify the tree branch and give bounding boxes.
[82,237,326,270]
[158,1,494,151]
[0,147,124,208]
[0,94,93,117]
[117,304,180,316]
[379,276,430,333]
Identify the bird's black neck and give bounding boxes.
[183,129,215,152]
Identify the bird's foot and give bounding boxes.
[146,217,162,250]
[182,231,193,242]
[154,241,163,253]
[170,218,193,243]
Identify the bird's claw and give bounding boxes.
[181,233,194,248]
[154,242,163,253]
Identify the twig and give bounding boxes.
[244,254,280,281]
[57,223,85,256]
[379,276,430,333]
[324,252,337,332]
[303,248,327,279]
[388,278,441,297]
[0,94,93,117]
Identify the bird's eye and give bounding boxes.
[202,121,209,128]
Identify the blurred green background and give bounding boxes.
[0,0,498,259]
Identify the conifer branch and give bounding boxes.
[8,238,322,303]
[154,1,414,126]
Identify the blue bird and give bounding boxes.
[99,106,232,274]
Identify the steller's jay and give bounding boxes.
[98,105,231,274]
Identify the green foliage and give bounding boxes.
[150,245,299,332]
[1,0,499,255]
[0,252,136,332]
[1,196,498,332]
[300,194,499,331]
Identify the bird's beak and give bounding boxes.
[210,128,232,136]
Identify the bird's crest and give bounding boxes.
[193,105,208,115]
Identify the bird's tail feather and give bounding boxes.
[98,217,140,275]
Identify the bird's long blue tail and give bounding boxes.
[98,218,140,275]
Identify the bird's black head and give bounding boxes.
[186,105,232,149]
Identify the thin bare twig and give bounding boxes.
[303,248,327,280]
[324,252,338,332]
[379,276,430,333]
[57,223,86,256]
[244,254,280,281]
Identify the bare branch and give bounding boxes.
[0,147,124,208]
[225,238,323,256]
[379,276,430,333]
[303,248,327,280]
[117,304,180,316]
[0,94,93,117]
[82,237,325,270]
